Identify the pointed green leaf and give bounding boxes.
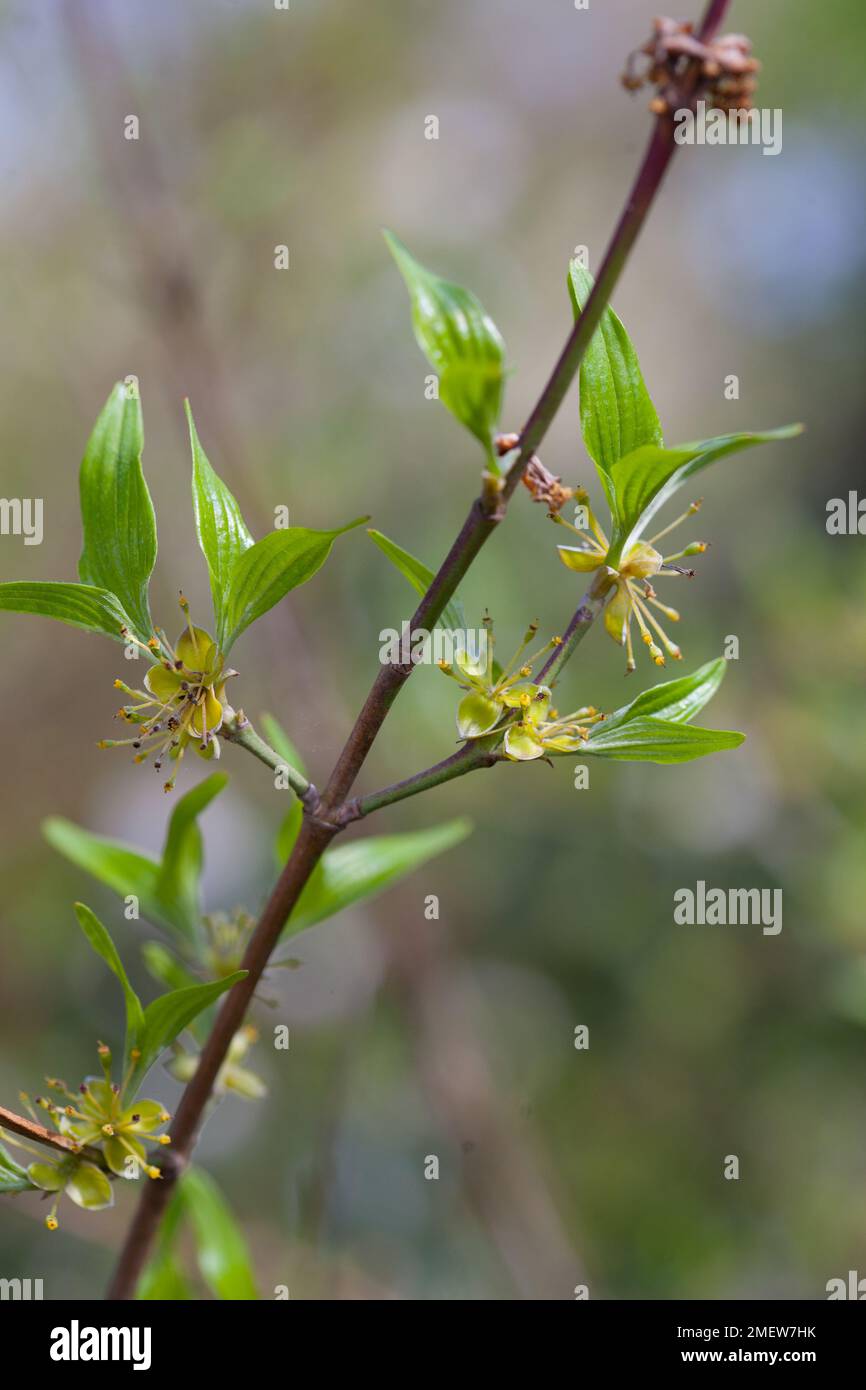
[180,1168,258,1300]
[44,815,161,913]
[0,581,135,643]
[141,942,202,996]
[284,818,472,938]
[138,1249,193,1300]
[568,261,662,513]
[47,775,226,945]
[220,519,366,654]
[78,378,156,641]
[137,1184,191,1300]
[0,1142,33,1193]
[130,972,246,1091]
[187,402,254,643]
[586,716,744,763]
[385,231,505,465]
[367,529,466,632]
[74,903,145,1056]
[154,773,228,942]
[600,658,728,734]
[612,426,803,552]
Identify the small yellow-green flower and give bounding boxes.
[554,493,706,673]
[168,1024,266,1101]
[100,596,237,791]
[438,616,563,739]
[501,684,604,761]
[15,1044,171,1230]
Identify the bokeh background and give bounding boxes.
[1,0,865,1300]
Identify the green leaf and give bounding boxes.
[219,519,366,654]
[0,1141,32,1194]
[138,1249,193,1301]
[137,1184,191,1300]
[384,231,505,465]
[180,1168,258,1300]
[284,818,472,937]
[141,942,202,997]
[600,658,729,734]
[586,716,744,764]
[154,773,228,942]
[0,581,135,643]
[568,261,662,512]
[74,902,145,1057]
[45,815,161,914]
[45,773,227,945]
[129,972,246,1092]
[187,401,254,644]
[611,426,803,552]
[367,529,466,632]
[260,713,307,778]
[78,378,157,641]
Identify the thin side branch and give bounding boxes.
[222,713,312,801]
[0,1106,95,1161]
[337,742,501,824]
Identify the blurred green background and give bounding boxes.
[2,0,865,1299]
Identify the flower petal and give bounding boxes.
[65,1160,114,1210]
[557,545,604,573]
[175,626,216,672]
[222,1065,268,1100]
[604,585,632,645]
[27,1161,65,1192]
[504,724,545,761]
[454,638,490,681]
[526,685,552,727]
[457,692,502,739]
[145,664,183,702]
[121,1099,166,1134]
[542,733,585,753]
[103,1134,145,1178]
[189,690,224,738]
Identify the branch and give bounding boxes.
[221,713,313,802]
[106,0,733,1299]
[536,570,615,687]
[337,742,501,824]
[0,1105,98,1162]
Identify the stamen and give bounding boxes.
[647,498,703,547]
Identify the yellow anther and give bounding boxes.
[146,1165,162,1180]
[158,1134,172,1145]
[45,1215,58,1231]
[102,1123,114,1136]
